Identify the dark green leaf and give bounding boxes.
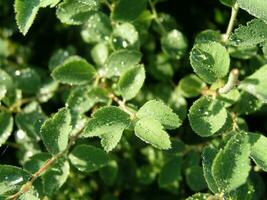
[212,131,251,192]
[69,144,109,173]
[0,165,31,197]
[190,41,230,83]
[52,56,96,85]
[118,65,145,100]
[40,108,72,154]
[105,50,142,77]
[56,0,100,25]
[185,165,207,191]
[112,0,148,22]
[82,106,131,152]
[188,96,227,137]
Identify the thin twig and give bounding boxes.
[222,2,239,42]
[148,0,166,34]
[218,69,239,94]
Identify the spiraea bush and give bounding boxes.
[1,0,267,199]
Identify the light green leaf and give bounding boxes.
[230,19,267,47]
[188,96,227,137]
[118,65,145,100]
[82,106,131,152]
[239,64,267,103]
[158,156,182,186]
[56,0,100,25]
[14,0,40,35]
[91,43,109,66]
[202,147,219,193]
[136,100,181,130]
[195,30,221,44]
[248,133,267,171]
[13,68,41,94]
[52,56,96,85]
[134,117,171,150]
[69,144,109,173]
[111,23,139,50]
[40,108,72,154]
[40,0,61,7]
[18,188,40,200]
[0,85,6,101]
[237,0,267,24]
[212,132,251,193]
[0,112,14,147]
[81,12,112,44]
[0,165,31,197]
[112,0,148,22]
[161,29,188,59]
[185,165,207,192]
[105,50,142,77]
[178,74,206,98]
[190,41,230,83]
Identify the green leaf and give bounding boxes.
[248,133,267,172]
[190,41,230,83]
[111,23,140,50]
[52,56,96,85]
[134,117,171,150]
[212,132,251,193]
[118,65,145,100]
[195,30,221,43]
[136,165,157,185]
[239,64,267,103]
[56,0,100,25]
[69,144,109,173]
[16,102,47,140]
[0,165,31,197]
[185,165,207,192]
[178,74,206,98]
[42,158,70,194]
[161,29,188,59]
[82,106,131,152]
[230,19,267,47]
[158,156,182,186]
[0,85,6,101]
[81,12,112,44]
[105,50,142,77]
[112,0,148,22]
[13,68,41,94]
[18,188,40,200]
[136,100,181,130]
[0,112,14,147]
[237,0,267,24]
[188,96,227,137]
[14,0,40,35]
[91,43,109,66]
[40,108,72,154]
[202,147,219,193]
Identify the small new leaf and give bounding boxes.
[136,100,181,130]
[82,106,131,152]
[69,144,109,173]
[52,56,96,85]
[188,97,227,137]
[212,132,251,193]
[118,65,145,101]
[134,117,171,150]
[40,108,72,155]
[190,41,230,84]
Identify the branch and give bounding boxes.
[218,69,239,94]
